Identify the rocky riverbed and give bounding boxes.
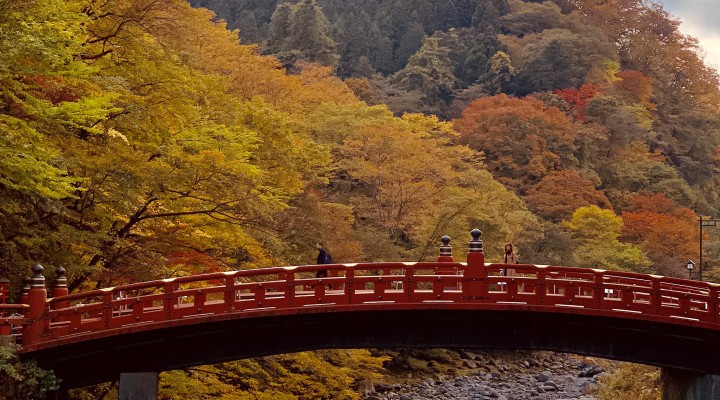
[363,351,606,400]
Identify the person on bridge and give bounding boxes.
[503,243,519,277]
[316,243,334,284]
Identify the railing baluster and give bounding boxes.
[255,284,266,307]
[374,275,385,300]
[343,269,353,305]
[710,285,719,323]
[314,279,325,301]
[163,282,175,321]
[536,269,546,306]
[102,291,113,329]
[225,276,236,313]
[652,277,661,317]
[286,270,296,307]
[405,266,414,302]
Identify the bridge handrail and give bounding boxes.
[9,260,720,352]
[41,262,718,306]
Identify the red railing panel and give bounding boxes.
[17,262,720,352]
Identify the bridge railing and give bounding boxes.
[3,229,720,352]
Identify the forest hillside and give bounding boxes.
[0,0,718,398]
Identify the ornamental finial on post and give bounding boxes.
[52,266,69,299]
[437,235,454,263]
[53,266,67,288]
[468,228,483,253]
[466,228,485,269]
[30,264,45,288]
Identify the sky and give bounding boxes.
[657,0,720,74]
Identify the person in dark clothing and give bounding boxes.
[316,243,333,278]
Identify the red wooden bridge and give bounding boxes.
[2,230,720,388]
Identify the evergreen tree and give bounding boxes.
[482,50,516,94]
[394,36,457,112]
[265,3,294,53]
[472,0,509,31]
[288,0,339,67]
[460,28,503,85]
[393,19,426,70]
[334,10,388,76]
[516,35,593,95]
[235,10,260,43]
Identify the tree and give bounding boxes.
[264,0,339,68]
[0,0,115,285]
[525,170,612,222]
[235,10,260,43]
[620,193,697,276]
[393,36,457,114]
[460,31,503,85]
[515,34,593,95]
[598,142,695,207]
[554,83,598,122]
[612,70,655,111]
[454,94,576,193]
[265,3,294,53]
[499,0,563,36]
[288,0,339,67]
[338,114,473,243]
[481,50,516,94]
[562,205,651,272]
[410,168,543,263]
[0,344,60,399]
[472,0,509,31]
[586,97,651,157]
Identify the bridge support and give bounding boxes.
[661,368,720,399]
[119,372,158,400]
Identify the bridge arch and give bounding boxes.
[2,231,720,388]
[28,304,720,388]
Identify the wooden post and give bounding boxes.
[436,236,457,289]
[23,264,47,346]
[437,235,454,262]
[463,229,486,298]
[51,266,69,322]
[19,277,30,305]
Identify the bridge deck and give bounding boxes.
[15,262,719,353]
[4,261,720,386]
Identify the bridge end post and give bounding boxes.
[51,266,69,321]
[0,277,10,338]
[661,368,720,399]
[463,229,486,298]
[19,277,30,304]
[119,372,159,400]
[51,266,68,299]
[436,235,458,289]
[437,235,454,262]
[23,264,47,346]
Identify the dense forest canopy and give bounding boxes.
[1,0,719,398]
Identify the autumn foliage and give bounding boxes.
[554,84,598,122]
[454,94,575,193]
[621,194,698,275]
[2,0,720,397]
[525,170,612,222]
